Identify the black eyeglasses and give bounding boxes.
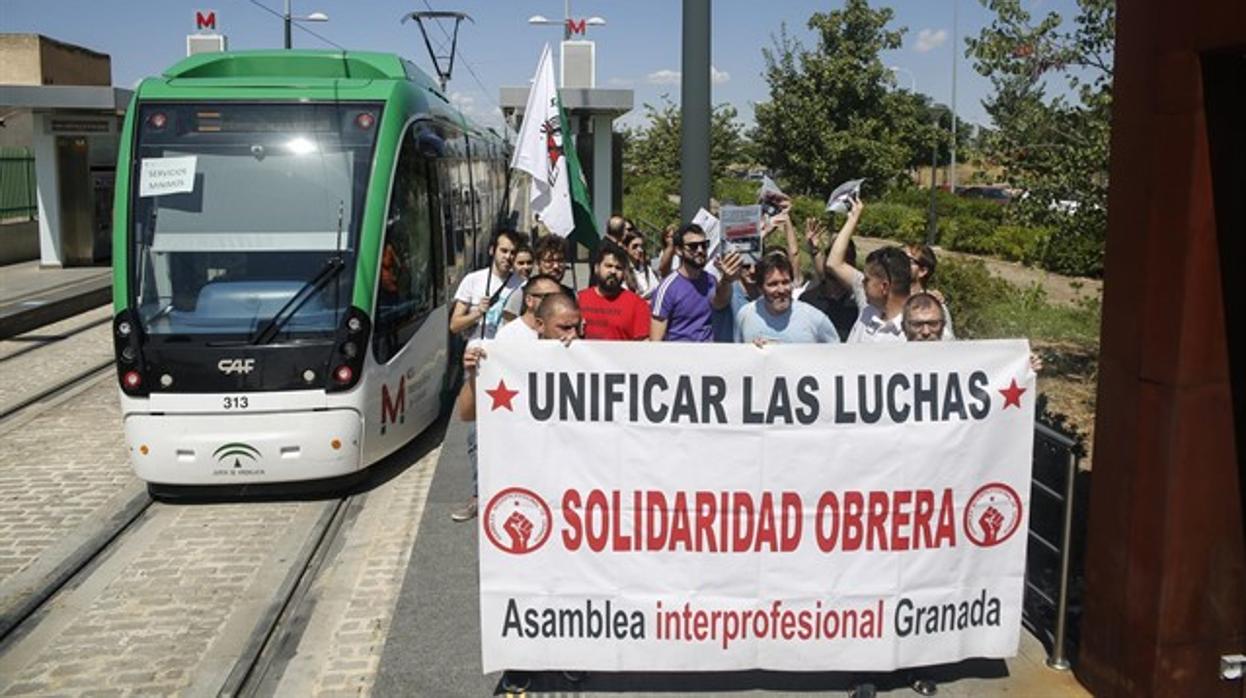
[683,241,709,251]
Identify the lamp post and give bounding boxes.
[888,66,916,92]
[284,0,328,49]
[527,0,605,41]
[949,0,959,193]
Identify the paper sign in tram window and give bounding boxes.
[139,156,198,197]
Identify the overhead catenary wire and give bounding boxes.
[419,0,512,134]
[247,0,347,50]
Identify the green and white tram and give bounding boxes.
[111,50,509,487]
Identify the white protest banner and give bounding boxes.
[477,340,1035,673]
[720,204,763,263]
[139,156,197,197]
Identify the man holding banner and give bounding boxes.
[474,339,1035,676]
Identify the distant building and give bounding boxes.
[0,34,131,266]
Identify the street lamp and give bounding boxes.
[284,1,329,49]
[525,13,603,40]
[888,66,916,93]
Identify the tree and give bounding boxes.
[620,96,748,234]
[967,0,1113,276]
[751,0,931,196]
[622,96,747,183]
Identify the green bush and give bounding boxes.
[882,189,1006,225]
[622,175,680,239]
[937,258,1100,345]
[713,178,759,206]
[989,225,1050,264]
[939,217,996,254]
[1039,223,1105,278]
[935,258,1017,339]
[856,203,925,243]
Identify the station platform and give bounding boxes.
[0,261,111,339]
[376,417,1092,697]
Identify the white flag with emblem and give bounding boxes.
[511,44,574,237]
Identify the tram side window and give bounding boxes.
[373,129,436,363]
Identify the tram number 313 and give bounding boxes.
[223,396,250,410]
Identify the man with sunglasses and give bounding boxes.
[650,223,742,342]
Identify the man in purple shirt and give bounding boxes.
[649,223,742,341]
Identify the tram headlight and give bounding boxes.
[121,346,136,363]
[117,321,132,338]
[327,307,369,393]
[333,365,354,385]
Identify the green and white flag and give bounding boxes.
[510,44,599,250]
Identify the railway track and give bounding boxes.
[0,492,360,696]
[0,307,115,427]
[0,308,352,694]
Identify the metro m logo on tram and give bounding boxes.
[381,376,406,435]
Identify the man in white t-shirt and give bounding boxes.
[451,293,582,526]
[495,274,563,341]
[449,230,523,340]
[824,197,912,343]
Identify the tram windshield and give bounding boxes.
[130,102,381,339]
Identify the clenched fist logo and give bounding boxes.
[978,506,1005,545]
[964,483,1023,548]
[504,511,535,552]
[483,487,552,554]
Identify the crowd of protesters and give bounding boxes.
[448,195,976,521]
[446,195,1031,694]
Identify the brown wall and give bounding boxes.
[0,34,110,86]
[1078,1,1246,695]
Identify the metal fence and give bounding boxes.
[1024,417,1089,671]
[0,147,37,220]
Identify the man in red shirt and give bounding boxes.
[577,242,651,340]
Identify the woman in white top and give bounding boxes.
[623,231,661,300]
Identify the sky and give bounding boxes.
[1,0,1088,134]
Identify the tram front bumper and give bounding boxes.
[125,409,363,485]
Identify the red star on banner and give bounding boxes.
[486,380,519,412]
[999,378,1027,409]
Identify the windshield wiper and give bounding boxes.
[251,256,346,345]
